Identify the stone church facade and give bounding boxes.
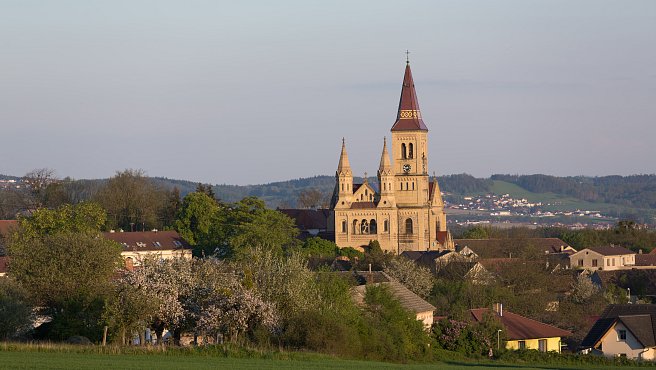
[328,62,454,254]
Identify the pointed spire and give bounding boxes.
[337,138,352,175]
[391,62,428,131]
[378,137,391,172]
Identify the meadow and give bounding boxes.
[1,343,654,370]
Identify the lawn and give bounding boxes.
[0,349,652,370]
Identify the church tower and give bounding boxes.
[329,59,453,253]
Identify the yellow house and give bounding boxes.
[470,304,571,353]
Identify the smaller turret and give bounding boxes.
[334,138,353,209]
[377,137,396,208]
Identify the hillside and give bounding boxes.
[2,172,655,222]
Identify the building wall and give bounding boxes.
[416,310,434,329]
[506,337,563,353]
[598,322,655,360]
[570,249,636,271]
[121,249,192,267]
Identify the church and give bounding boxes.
[327,61,454,254]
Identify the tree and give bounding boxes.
[94,169,166,231]
[570,273,599,304]
[220,197,299,258]
[297,188,325,209]
[293,237,338,257]
[174,191,220,247]
[159,187,181,229]
[0,278,33,340]
[7,203,122,340]
[383,257,434,299]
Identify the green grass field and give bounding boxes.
[0,345,653,370]
[0,351,648,370]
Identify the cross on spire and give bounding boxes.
[405,50,410,64]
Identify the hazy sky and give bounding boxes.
[1,0,655,185]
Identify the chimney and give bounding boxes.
[493,303,503,317]
[365,264,373,285]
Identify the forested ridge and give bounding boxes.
[2,172,655,211]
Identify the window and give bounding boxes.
[409,143,414,159]
[370,219,377,234]
[538,339,547,352]
[612,258,615,266]
[578,259,583,267]
[401,143,407,159]
[618,329,627,341]
[384,220,389,232]
[412,182,415,190]
[405,218,413,234]
[341,220,347,233]
[361,220,369,234]
[592,259,598,267]
[607,259,610,266]
[518,341,526,350]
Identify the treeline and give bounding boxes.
[453,221,656,253]
[491,174,656,209]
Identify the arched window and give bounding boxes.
[409,143,414,159]
[361,220,369,234]
[370,219,377,234]
[341,220,347,233]
[405,218,413,234]
[384,220,389,232]
[341,183,344,191]
[353,220,358,234]
[401,143,407,159]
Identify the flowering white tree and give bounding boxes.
[383,257,434,298]
[244,247,319,317]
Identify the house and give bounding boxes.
[103,230,192,269]
[470,303,571,353]
[569,246,635,271]
[580,304,656,359]
[350,271,435,328]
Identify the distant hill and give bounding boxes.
[3,172,655,221]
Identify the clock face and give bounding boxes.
[403,164,411,173]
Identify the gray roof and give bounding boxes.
[581,304,656,349]
[351,271,435,314]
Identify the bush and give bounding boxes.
[0,278,33,339]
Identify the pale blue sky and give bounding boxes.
[1,0,655,185]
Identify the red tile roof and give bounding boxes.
[102,231,190,252]
[636,254,656,266]
[350,202,377,209]
[470,308,572,340]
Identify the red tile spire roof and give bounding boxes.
[391,62,429,132]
